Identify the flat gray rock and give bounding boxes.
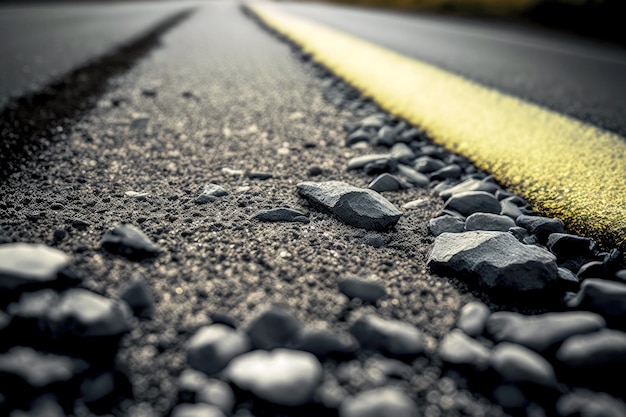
[490,343,559,389]
[464,213,515,232]
[195,183,228,204]
[224,349,323,407]
[293,327,358,358]
[486,311,605,353]
[556,329,626,374]
[297,181,402,231]
[339,387,418,417]
[350,314,424,357]
[170,404,226,417]
[443,191,501,217]
[396,164,429,187]
[557,390,626,417]
[368,173,405,192]
[438,329,490,371]
[100,224,159,260]
[427,231,558,292]
[252,207,309,223]
[338,276,386,303]
[347,154,393,170]
[0,243,70,290]
[246,307,301,350]
[516,214,565,240]
[428,216,465,237]
[186,324,251,375]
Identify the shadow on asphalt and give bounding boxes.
[0,7,195,179]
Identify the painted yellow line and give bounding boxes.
[249,3,626,254]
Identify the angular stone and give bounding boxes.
[457,301,491,337]
[252,207,309,223]
[438,329,490,371]
[194,184,228,204]
[338,276,386,303]
[246,307,301,350]
[547,233,597,259]
[464,213,515,232]
[427,231,558,292]
[350,314,424,357]
[429,164,462,181]
[429,216,465,237]
[224,349,323,406]
[0,243,70,291]
[486,311,605,353]
[516,215,565,241]
[368,174,405,193]
[186,324,250,375]
[490,343,559,389]
[297,181,402,231]
[100,224,159,260]
[443,191,501,217]
[339,387,418,417]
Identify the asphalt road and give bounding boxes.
[270,2,626,136]
[0,1,196,107]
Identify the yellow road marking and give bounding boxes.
[249,3,626,254]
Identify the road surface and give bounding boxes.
[267,2,626,136]
[0,1,196,107]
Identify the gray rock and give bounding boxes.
[297,181,402,231]
[374,125,396,147]
[396,165,429,187]
[170,404,226,417]
[0,243,70,291]
[247,171,272,180]
[118,274,154,319]
[413,156,445,173]
[345,129,373,147]
[566,278,626,325]
[456,301,491,337]
[294,328,358,358]
[347,154,393,170]
[0,347,87,388]
[195,184,228,204]
[486,311,605,353]
[339,387,418,417]
[556,329,626,376]
[368,174,405,192]
[338,276,386,303]
[350,314,424,357]
[429,164,462,181]
[465,213,516,232]
[364,158,398,175]
[490,343,559,389]
[516,215,565,241]
[556,390,626,417]
[439,178,500,201]
[125,191,150,200]
[186,324,251,375]
[500,196,534,219]
[390,143,415,164]
[177,370,235,414]
[224,349,323,406]
[547,233,597,259]
[246,307,301,350]
[427,231,558,292]
[438,329,490,371]
[428,216,465,237]
[443,191,501,217]
[47,288,133,339]
[100,224,159,260]
[252,207,309,223]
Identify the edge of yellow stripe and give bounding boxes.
[248,3,626,255]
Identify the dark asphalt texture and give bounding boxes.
[270,2,626,137]
[0,1,195,107]
[0,1,509,415]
